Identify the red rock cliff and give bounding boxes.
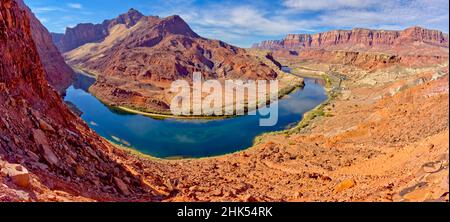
[0,0,157,201]
[54,8,145,52]
[253,27,449,54]
[63,10,279,113]
[16,0,74,93]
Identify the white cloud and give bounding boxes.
[181,6,314,37]
[315,0,449,31]
[283,0,376,11]
[161,0,448,47]
[67,3,83,9]
[33,7,65,13]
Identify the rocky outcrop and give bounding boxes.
[0,0,158,201]
[53,8,145,52]
[56,23,108,52]
[255,27,449,70]
[16,0,74,93]
[0,161,31,188]
[2,0,447,203]
[294,49,448,71]
[66,11,276,81]
[50,32,64,43]
[253,27,449,53]
[253,40,284,50]
[64,9,279,114]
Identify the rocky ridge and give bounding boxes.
[1,0,448,202]
[62,9,281,114]
[254,27,449,69]
[53,8,145,53]
[253,27,449,52]
[16,0,74,93]
[0,0,160,201]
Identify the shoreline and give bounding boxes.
[253,69,340,145]
[109,70,335,161]
[107,79,304,120]
[70,65,333,161]
[114,106,234,120]
[72,65,305,120]
[71,65,99,78]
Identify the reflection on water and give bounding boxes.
[312,78,326,86]
[281,66,327,86]
[64,72,327,158]
[73,73,96,92]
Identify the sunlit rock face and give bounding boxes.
[59,9,279,113]
[253,27,449,53]
[1,0,152,201]
[16,0,75,94]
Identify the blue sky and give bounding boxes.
[25,0,449,47]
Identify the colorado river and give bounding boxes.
[64,70,327,158]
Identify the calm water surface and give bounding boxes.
[64,70,327,158]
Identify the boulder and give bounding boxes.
[75,165,86,177]
[32,129,49,146]
[32,129,59,165]
[1,163,31,188]
[41,144,59,166]
[38,118,55,133]
[333,179,356,193]
[114,176,130,196]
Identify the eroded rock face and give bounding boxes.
[16,0,74,94]
[0,0,157,201]
[254,27,449,70]
[0,161,30,188]
[292,50,448,71]
[62,9,278,113]
[253,27,449,52]
[53,8,145,52]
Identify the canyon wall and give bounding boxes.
[16,0,74,93]
[0,0,156,201]
[53,9,145,52]
[61,10,279,113]
[253,27,449,53]
[293,50,448,71]
[255,27,449,70]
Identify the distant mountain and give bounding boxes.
[58,9,279,113]
[53,8,145,52]
[253,27,449,55]
[17,0,75,93]
[50,33,64,44]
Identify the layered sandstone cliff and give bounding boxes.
[254,27,449,70]
[253,27,449,53]
[61,10,280,114]
[0,0,159,201]
[53,9,145,52]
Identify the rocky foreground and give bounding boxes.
[1,0,161,201]
[1,0,449,202]
[118,54,449,202]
